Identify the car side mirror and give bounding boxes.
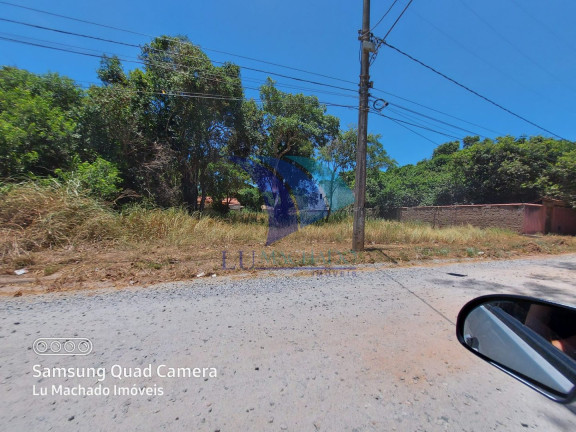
[456,294,576,404]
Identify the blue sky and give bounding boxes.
[1,0,575,166]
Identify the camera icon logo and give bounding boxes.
[33,338,93,356]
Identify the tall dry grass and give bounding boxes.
[0,182,267,259]
[291,218,517,245]
[119,206,265,246]
[2,182,573,263]
[0,182,120,257]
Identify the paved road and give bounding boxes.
[1,255,576,431]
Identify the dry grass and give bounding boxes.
[120,207,266,246]
[0,183,266,257]
[1,182,575,294]
[293,218,514,245]
[0,182,120,256]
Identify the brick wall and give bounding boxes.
[398,204,546,234]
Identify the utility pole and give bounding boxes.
[352,0,372,251]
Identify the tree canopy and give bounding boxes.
[372,135,576,212]
[1,39,575,215]
[0,67,82,177]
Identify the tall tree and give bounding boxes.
[83,38,256,209]
[0,67,82,178]
[258,78,339,160]
[141,36,248,210]
[251,79,340,225]
[455,136,574,203]
[80,62,179,204]
[550,150,576,206]
[320,126,395,219]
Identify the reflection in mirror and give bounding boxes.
[461,297,576,400]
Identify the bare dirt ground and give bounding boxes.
[2,222,575,297]
[1,255,576,431]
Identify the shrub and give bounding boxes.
[55,157,122,200]
[236,187,263,211]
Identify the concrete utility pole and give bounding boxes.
[352,0,372,251]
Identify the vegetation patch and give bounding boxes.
[2,183,575,295]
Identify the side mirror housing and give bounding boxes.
[456,294,576,404]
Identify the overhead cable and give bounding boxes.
[383,41,567,140]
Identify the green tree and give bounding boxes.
[97,55,127,86]
[542,149,576,206]
[82,37,256,209]
[321,126,395,219]
[373,135,575,213]
[204,160,251,205]
[432,141,460,158]
[462,135,480,149]
[141,36,248,211]
[0,67,82,178]
[373,140,465,212]
[258,78,339,160]
[556,150,576,206]
[455,136,574,203]
[80,64,178,204]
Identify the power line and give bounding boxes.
[0,48,476,153]
[0,34,499,146]
[0,30,342,99]
[0,16,144,49]
[0,16,358,96]
[73,79,447,149]
[389,107,452,137]
[2,13,531,147]
[509,0,576,57]
[3,1,570,153]
[409,9,554,105]
[372,110,461,139]
[388,107,474,138]
[0,1,155,36]
[458,0,576,96]
[86,75,477,137]
[0,34,352,113]
[4,0,569,145]
[0,33,323,102]
[381,0,415,41]
[371,88,503,135]
[0,35,125,61]
[383,41,568,140]
[0,25,498,137]
[0,3,504,139]
[25,73,358,111]
[0,31,124,56]
[389,103,484,137]
[0,18,358,100]
[0,35,489,142]
[199,47,357,86]
[371,0,400,32]
[1,0,500,136]
[0,33,244,90]
[0,1,356,87]
[387,116,439,145]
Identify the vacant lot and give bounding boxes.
[1,183,576,294]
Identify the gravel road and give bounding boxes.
[1,255,576,431]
